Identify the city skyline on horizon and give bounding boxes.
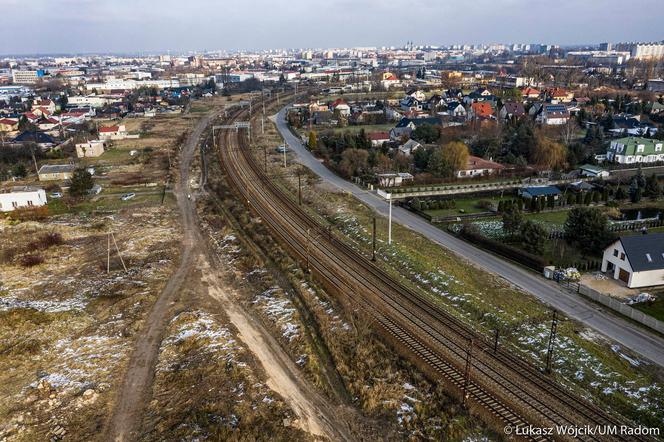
[1,0,663,56]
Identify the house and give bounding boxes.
[368,131,390,147]
[601,233,664,288]
[76,140,107,158]
[606,137,664,164]
[381,72,400,89]
[608,115,658,137]
[389,117,441,140]
[0,186,47,212]
[32,99,56,114]
[447,102,467,118]
[579,164,609,178]
[330,99,351,116]
[400,96,422,112]
[397,139,422,156]
[457,156,504,178]
[0,118,19,132]
[521,87,541,99]
[499,102,525,120]
[377,172,414,187]
[405,89,426,101]
[98,124,128,140]
[13,131,57,148]
[518,185,561,200]
[532,103,570,125]
[468,102,494,121]
[546,88,574,103]
[38,164,75,181]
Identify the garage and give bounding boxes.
[618,268,630,284]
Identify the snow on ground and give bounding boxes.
[332,213,664,422]
[253,287,300,342]
[159,311,245,370]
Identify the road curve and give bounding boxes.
[273,106,664,368]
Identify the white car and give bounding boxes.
[120,192,136,201]
[50,192,63,198]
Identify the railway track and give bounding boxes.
[216,95,651,442]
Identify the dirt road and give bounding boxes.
[106,112,216,442]
[106,108,350,441]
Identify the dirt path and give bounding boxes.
[106,112,216,442]
[200,260,351,441]
[106,107,351,441]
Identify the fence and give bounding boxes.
[548,217,664,239]
[577,284,664,334]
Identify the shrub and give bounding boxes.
[27,232,64,251]
[477,199,493,210]
[20,254,45,267]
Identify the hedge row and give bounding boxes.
[458,227,547,272]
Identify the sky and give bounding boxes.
[1,0,663,55]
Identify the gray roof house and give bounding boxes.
[602,233,664,288]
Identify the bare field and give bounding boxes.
[0,206,181,441]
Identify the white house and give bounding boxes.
[98,125,128,140]
[601,233,664,288]
[457,156,505,178]
[76,140,107,158]
[397,139,422,156]
[0,186,47,212]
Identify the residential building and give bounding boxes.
[518,186,561,200]
[38,164,75,181]
[0,186,47,212]
[368,131,390,147]
[601,234,664,288]
[532,103,570,125]
[397,139,422,156]
[606,137,664,164]
[457,156,504,178]
[468,102,494,120]
[499,102,525,120]
[98,125,128,140]
[579,164,609,178]
[76,140,107,158]
[0,118,19,132]
[11,70,45,85]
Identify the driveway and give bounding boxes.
[273,107,664,368]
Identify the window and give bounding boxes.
[12,201,18,208]
[613,249,619,257]
[646,253,652,262]
[656,144,663,152]
[637,144,645,153]
[27,201,33,206]
[620,253,625,261]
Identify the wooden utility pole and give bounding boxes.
[110,231,128,272]
[107,233,111,273]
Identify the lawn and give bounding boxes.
[633,298,664,322]
[424,197,509,218]
[525,209,570,226]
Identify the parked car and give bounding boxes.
[120,192,136,201]
[276,145,289,153]
[50,192,63,198]
[89,184,103,195]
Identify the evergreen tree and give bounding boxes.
[69,168,94,197]
[644,174,661,199]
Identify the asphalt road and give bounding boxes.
[272,107,664,368]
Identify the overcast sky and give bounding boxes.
[1,0,663,55]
